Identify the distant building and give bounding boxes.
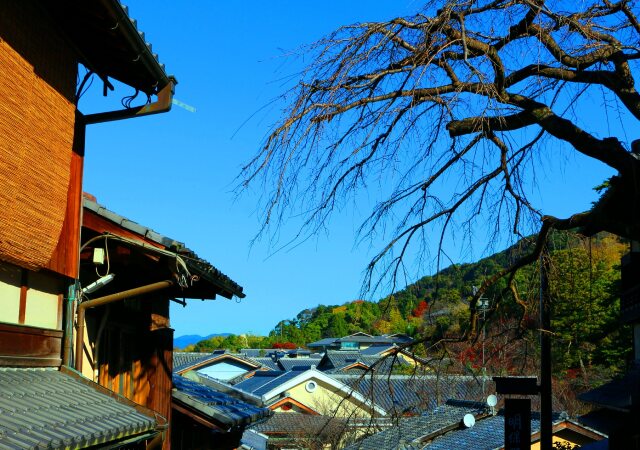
[344,401,606,450]
[307,332,414,352]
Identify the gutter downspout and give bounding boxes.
[83,78,176,125]
[145,431,164,450]
[62,282,78,366]
[75,280,174,373]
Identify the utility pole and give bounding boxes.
[540,242,552,450]
[473,285,490,394]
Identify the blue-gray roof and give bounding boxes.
[425,411,548,449]
[333,375,492,414]
[336,335,395,344]
[241,349,282,358]
[234,372,284,394]
[278,358,321,371]
[360,345,397,356]
[317,350,406,374]
[346,402,568,450]
[173,352,213,372]
[0,367,160,449]
[235,370,304,397]
[172,375,271,428]
[173,351,259,375]
[344,400,486,450]
[578,364,640,412]
[318,351,362,371]
[249,413,348,435]
[250,357,281,371]
[307,338,339,348]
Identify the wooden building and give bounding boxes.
[79,197,245,449]
[0,0,174,364]
[0,1,184,448]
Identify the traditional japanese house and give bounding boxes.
[0,1,178,447]
[79,197,245,448]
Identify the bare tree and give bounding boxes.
[240,0,640,336]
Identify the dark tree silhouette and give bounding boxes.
[241,0,640,337]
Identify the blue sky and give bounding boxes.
[80,2,617,337]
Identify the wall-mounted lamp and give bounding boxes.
[81,273,115,295]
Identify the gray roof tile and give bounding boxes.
[344,401,486,450]
[333,374,492,414]
[278,358,321,371]
[249,413,348,435]
[173,352,213,372]
[249,357,281,371]
[360,345,397,356]
[0,367,159,449]
[235,370,304,397]
[84,198,244,298]
[172,375,271,427]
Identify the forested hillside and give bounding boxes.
[187,232,632,378]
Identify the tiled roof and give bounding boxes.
[240,349,280,358]
[84,198,244,299]
[360,345,397,356]
[173,352,212,372]
[172,375,271,427]
[319,351,362,371]
[192,372,265,404]
[578,364,640,412]
[287,348,312,356]
[241,429,268,449]
[39,1,172,95]
[236,371,303,397]
[344,401,487,450]
[278,358,321,371]
[173,351,259,375]
[253,372,302,398]
[337,336,395,344]
[307,338,339,348]
[333,375,492,414]
[249,413,348,435]
[234,372,285,395]
[250,357,281,371]
[424,411,546,449]
[0,367,160,449]
[318,351,407,374]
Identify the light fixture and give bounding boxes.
[81,273,115,295]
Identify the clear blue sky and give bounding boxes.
[80,1,616,337]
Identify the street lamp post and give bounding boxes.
[473,285,491,393]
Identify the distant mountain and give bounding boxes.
[174,333,232,349]
[270,231,626,348]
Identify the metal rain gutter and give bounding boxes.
[83,78,176,125]
[75,280,174,373]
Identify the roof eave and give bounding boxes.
[100,0,173,92]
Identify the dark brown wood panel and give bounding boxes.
[82,211,166,249]
[0,322,62,366]
[45,148,83,278]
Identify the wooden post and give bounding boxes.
[540,243,552,450]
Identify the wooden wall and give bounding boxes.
[0,1,81,279]
[0,322,62,366]
[92,297,173,448]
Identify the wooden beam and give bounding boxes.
[82,211,165,249]
[0,322,62,366]
[18,270,27,324]
[172,402,225,431]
